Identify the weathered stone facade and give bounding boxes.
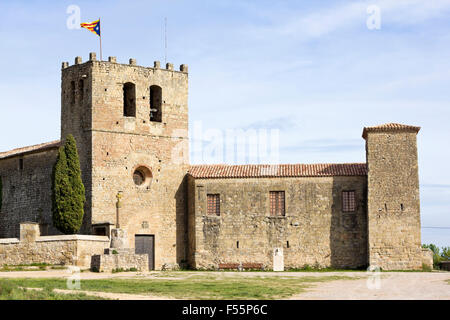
[91,252,149,272]
[60,54,189,270]
[364,125,423,270]
[0,54,425,270]
[0,144,60,238]
[187,176,368,269]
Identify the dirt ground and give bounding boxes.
[0,270,449,300]
[290,272,450,300]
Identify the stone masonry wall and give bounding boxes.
[0,223,109,268]
[61,55,190,270]
[91,253,149,272]
[61,60,93,235]
[188,175,368,270]
[366,131,422,270]
[0,149,59,238]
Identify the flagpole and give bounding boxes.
[99,18,102,61]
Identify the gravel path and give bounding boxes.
[290,272,450,300]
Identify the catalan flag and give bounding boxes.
[80,19,101,37]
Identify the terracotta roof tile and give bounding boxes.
[0,140,61,160]
[188,163,367,179]
[362,123,420,139]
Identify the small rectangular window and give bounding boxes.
[19,158,24,170]
[123,82,136,117]
[150,85,162,122]
[207,194,220,216]
[70,81,75,105]
[342,191,356,212]
[78,79,84,102]
[270,191,285,216]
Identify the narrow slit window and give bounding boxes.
[207,194,220,216]
[78,79,84,103]
[19,158,24,171]
[70,81,75,105]
[270,191,285,216]
[150,85,162,122]
[123,82,136,117]
[342,191,356,212]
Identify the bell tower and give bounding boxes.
[61,53,189,269]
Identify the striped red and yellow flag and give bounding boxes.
[80,19,101,36]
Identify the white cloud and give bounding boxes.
[247,0,450,40]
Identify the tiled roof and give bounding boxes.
[0,140,61,160]
[188,163,367,179]
[362,123,420,139]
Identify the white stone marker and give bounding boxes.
[273,247,284,271]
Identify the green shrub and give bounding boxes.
[421,263,432,272]
[0,280,13,296]
[441,247,450,261]
[52,135,85,234]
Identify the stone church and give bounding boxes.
[0,53,428,270]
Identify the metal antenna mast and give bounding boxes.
[164,17,168,65]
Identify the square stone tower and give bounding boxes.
[61,53,189,269]
[363,123,422,270]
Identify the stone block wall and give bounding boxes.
[91,253,149,272]
[365,128,422,270]
[61,56,190,270]
[0,149,59,238]
[188,175,368,270]
[421,248,433,269]
[0,223,109,268]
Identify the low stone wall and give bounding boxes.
[0,223,109,268]
[421,248,434,269]
[91,253,149,272]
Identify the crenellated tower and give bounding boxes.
[60,53,189,269]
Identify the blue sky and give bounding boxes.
[0,0,449,246]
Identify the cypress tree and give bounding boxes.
[64,134,86,219]
[52,135,85,234]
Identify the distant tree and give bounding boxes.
[441,247,450,261]
[52,135,85,234]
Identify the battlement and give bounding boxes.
[61,52,188,73]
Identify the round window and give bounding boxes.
[132,166,152,188]
[133,170,145,186]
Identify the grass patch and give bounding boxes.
[112,267,138,273]
[285,265,367,272]
[0,275,353,300]
[0,280,106,300]
[0,263,65,272]
[421,263,433,272]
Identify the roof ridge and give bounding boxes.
[188,163,367,179]
[0,140,61,160]
[362,123,420,139]
[190,162,366,166]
